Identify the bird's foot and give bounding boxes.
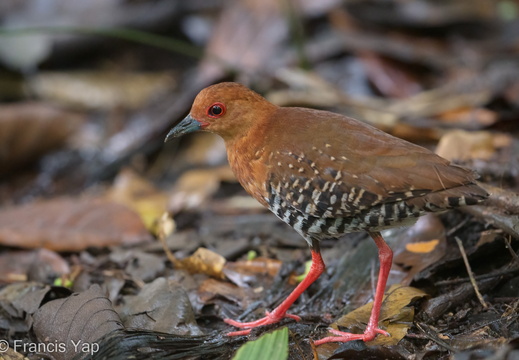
[313,326,389,345]
[225,311,301,336]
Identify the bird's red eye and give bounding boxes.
[207,103,226,118]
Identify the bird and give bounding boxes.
[165,82,488,345]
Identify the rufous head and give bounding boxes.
[165,82,276,142]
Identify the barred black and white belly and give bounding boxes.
[265,182,425,244]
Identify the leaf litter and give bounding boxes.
[0,1,518,360]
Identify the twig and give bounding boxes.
[455,237,488,308]
[415,323,457,352]
[445,218,469,237]
[435,267,519,286]
[158,212,182,268]
[505,236,519,264]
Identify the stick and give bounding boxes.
[455,237,488,309]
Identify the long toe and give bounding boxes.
[224,311,301,334]
[226,329,252,336]
[314,327,390,345]
[224,317,271,329]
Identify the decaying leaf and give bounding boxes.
[0,197,151,252]
[107,168,169,235]
[435,107,497,128]
[436,130,512,161]
[0,102,83,175]
[326,285,427,347]
[198,0,288,81]
[0,249,70,284]
[0,282,53,333]
[30,71,175,110]
[198,278,248,307]
[359,51,422,98]
[0,347,28,359]
[33,284,123,360]
[168,166,235,214]
[178,247,226,279]
[118,277,202,335]
[123,251,166,283]
[394,215,447,284]
[224,257,283,288]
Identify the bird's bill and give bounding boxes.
[165,114,207,143]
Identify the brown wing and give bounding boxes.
[264,107,485,219]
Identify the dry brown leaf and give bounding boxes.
[30,71,175,110]
[394,214,447,285]
[223,257,283,288]
[328,285,427,347]
[435,107,497,128]
[0,249,70,284]
[198,278,248,307]
[0,347,27,359]
[107,168,169,235]
[359,51,422,98]
[0,102,83,175]
[178,247,226,279]
[198,0,288,81]
[119,277,202,335]
[168,166,235,214]
[0,197,151,252]
[224,257,283,280]
[33,285,123,360]
[436,130,512,161]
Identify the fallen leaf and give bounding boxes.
[30,71,175,110]
[124,251,166,283]
[0,347,28,359]
[435,107,497,128]
[328,285,427,346]
[359,51,422,98]
[33,285,123,360]
[435,130,512,161]
[107,168,169,235]
[168,166,235,214]
[0,282,53,333]
[0,249,70,284]
[179,247,226,279]
[118,277,202,335]
[0,102,83,175]
[394,214,447,284]
[0,197,151,252]
[198,278,248,307]
[198,0,288,81]
[224,257,283,288]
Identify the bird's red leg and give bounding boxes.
[226,241,325,336]
[314,232,392,345]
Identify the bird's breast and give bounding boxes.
[226,145,270,207]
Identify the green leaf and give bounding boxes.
[294,260,312,282]
[232,327,289,360]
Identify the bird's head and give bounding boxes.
[165,82,276,143]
